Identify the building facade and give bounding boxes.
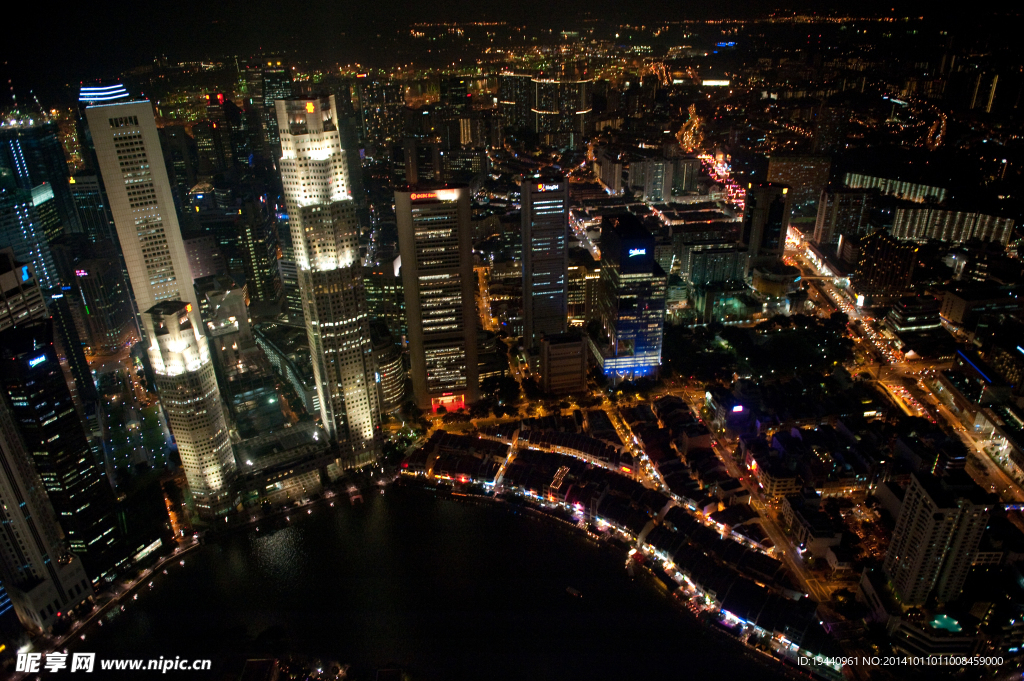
[396,187,479,412]
[85,99,236,517]
[0,395,92,634]
[277,96,381,465]
[884,473,992,605]
[521,177,569,349]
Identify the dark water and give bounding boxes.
[78,487,790,680]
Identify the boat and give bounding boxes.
[566,587,582,598]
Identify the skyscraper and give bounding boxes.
[395,187,479,412]
[595,215,666,381]
[75,257,135,354]
[0,118,82,236]
[0,394,92,634]
[68,172,117,245]
[765,155,830,217]
[0,248,46,333]
[884,472,992,605]
[85,99,236,517]
[530,75,592,149]
[236,196,282,309]
[0,321,121,584]
[277,96,381,464]
[740,183,791,274]
[0,172,60,289]
[498,72,533,132]
[521,177,569,349]
[813,188,873,246]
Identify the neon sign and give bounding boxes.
[410,192,437,201]
[29,355,46,368]
[732,405,744,413]
[628,248,646,257]
[305,102,315,113]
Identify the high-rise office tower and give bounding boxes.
[75,257,135,354]
[740,183,791,274]
[765,155,830,217]
[813,188,874,246]
[0,248,46,333]
[884,472,992,605]
[521,177,569,349]
[262,63,293,164]
[364,254,405,343]
[595,215,666,381]
[236,196,282,308]
[0,171,60,289]
[0,321,121,584]
[0,118,82,235]
[396,187,479,412]
[439,76,472,114]
[0,394,92,634]
[85,99,236,517]
[277,96,381,464]
[369,320,407,413]
[68,172,117,245]
[854,229,918,294]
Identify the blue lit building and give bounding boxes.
[593,215,666,381]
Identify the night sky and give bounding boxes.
[0,0,989,105]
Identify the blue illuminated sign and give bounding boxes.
[28,355,46,368]
[628,248,646,257]
[20,266,29,282]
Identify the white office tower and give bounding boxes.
[277,96,380,465]
[0,396,92,634]
[85,100,236,518]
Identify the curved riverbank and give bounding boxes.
[68,484,794,681]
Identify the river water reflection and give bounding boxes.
[80,487,790,680]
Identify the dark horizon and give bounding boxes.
[3,0,1008,107]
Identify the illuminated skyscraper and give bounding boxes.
[0,393,92,634]
[85,99,236,517]
[0,117,82,236]
[594,216,666,381]
[395,187,478,412]
[277,96,381,465]
[521,177,569,349]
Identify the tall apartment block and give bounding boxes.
[395,187,478,412]
[813,188,874,246]
[521,177,569,349]
[766,155,830,217]
[85,99,236,518]
[277,96,381,465]
[740,183,792,274]
[884,472,992,606]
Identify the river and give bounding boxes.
[76,486,791,680]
